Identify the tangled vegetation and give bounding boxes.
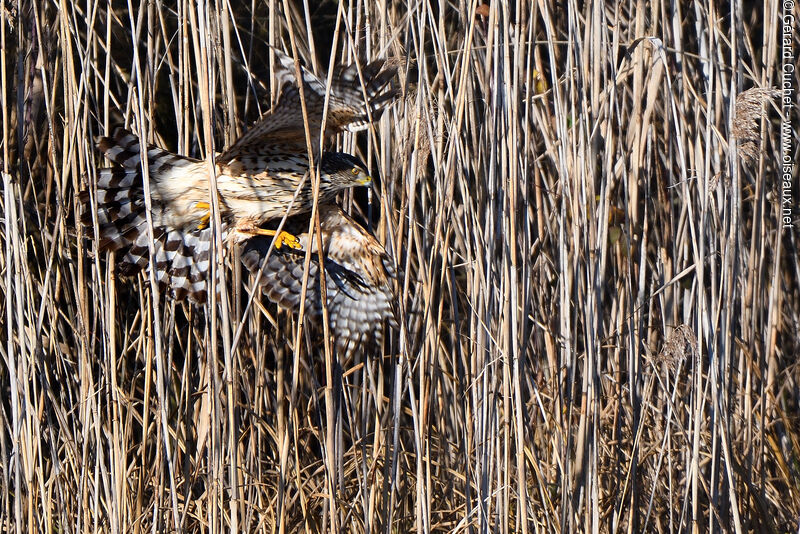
[1,0,798,532]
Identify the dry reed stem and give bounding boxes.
[0,1,798,533]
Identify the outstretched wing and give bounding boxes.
[218,50,398,164]
[241,204,397,352]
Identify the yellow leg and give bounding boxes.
[195,201,211,230]
[249,228,302,250]
[194,201,300,250]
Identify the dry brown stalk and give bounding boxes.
[0,1,797,533]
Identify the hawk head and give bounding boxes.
[320,152,371,190]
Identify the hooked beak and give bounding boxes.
[357,174,372,186]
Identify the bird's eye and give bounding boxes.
[350,167,360,175]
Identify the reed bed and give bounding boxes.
[1,0,798,532]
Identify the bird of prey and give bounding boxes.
[81,50,398,303]
[241,203,397,353]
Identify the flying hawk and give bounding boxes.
[81,50,398,303]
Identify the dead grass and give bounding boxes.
[1,0,799,532]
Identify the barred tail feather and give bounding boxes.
[152,227,217,303]
[85,201,216,303]
[97,127,199,173]
[81,128,214,303]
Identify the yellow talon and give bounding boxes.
[250,228,302,250]
[276,231,302,250]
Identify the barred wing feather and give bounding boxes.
[241,205,397,351]
[219,50,398,164]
